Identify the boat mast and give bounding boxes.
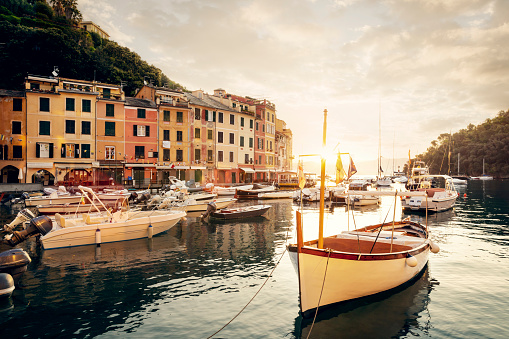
[318,109,327,249]
[378,102,381,179]
[457,153,460,176]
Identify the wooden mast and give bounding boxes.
[318,109,327,249]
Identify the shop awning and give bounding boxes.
[190,166,207,170]
[125,163,156,168]
[240,168,255,173]
[55,163,92,169]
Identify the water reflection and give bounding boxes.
[294,268,437,339]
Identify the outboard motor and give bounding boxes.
[0,273,15,298]
[201,201,217,221]
[4,215,53,247]
[0,249,31,285]
[3,208,36,233]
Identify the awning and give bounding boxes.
[125,163,156,168]
[240,168,255,173]
[190,166,206,170]
[27,162,53,169]
[255,169,269,173]
[55,163,92,169]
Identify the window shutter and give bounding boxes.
[205,110,209,121]
[146,125,150,137]
[133,125,137,136]
[213,111,216,122]
[75,144,80,158]
[49,143,53,158]
[61,144,65,157]
[36,142,40,158]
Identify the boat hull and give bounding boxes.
[183,199,237,212]
[25,195,85,207]
[257,191,293,199]
[288,243,429,317]
[40,211,186,250]
[210,205,271,220]
[401,195,457,212]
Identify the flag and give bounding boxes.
[335,153,346,184]
[347,156,357,179]
[298,160,306,189]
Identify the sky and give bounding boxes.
[78,0,509,174]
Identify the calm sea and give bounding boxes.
[0,181,508,338]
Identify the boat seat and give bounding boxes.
[323,237,412,254]
[55,213,66,228]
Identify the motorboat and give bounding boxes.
[235,184,275,199]
[36,186,186,250]
[402,175,458,212]
[451,177,468,185]
[347,179,380,206]
[23,192,87,207]
[0,249,31,286]
[201,204,271,222]
[289,111,439,318]
[159,197,237,212]
[257,191,293,199]
[375,176,393,187]
[37,203,108,215]
[213,184,254,196]
[96,189,131,203]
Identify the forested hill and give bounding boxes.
[414,109,509,178]
[0,0,185,96]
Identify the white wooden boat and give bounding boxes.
[96,189,131,202]
[24,193,87,207]
[401,175,458,212]
[235,184,275,199]
[213,184,253,196]
[165,197,237,212]
[207,204,271,220]
[39,186,186,250]
[289,111,439,318]
[452,177,468,185]
[37,203,108,215]
[347,194,380,206]
[186,192,217,201]
[257,191,293,199]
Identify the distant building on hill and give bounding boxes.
[79,21,110,40]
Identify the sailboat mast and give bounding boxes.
[378,102,381,179]
[458,153,460,176]
[318,109,327,249]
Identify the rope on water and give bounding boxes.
[306,249,332,339]
[207,243,289,338]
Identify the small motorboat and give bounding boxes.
[201,204,271,221]
[213,184,254,196]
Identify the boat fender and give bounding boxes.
[0,273,15,298]
[429,240,440,254]
[148,224,153,238]
[95,229,101,245]
[406,254,418,267]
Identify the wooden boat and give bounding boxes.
[37,203,108,215]
[207,204,271,220]
[401,175,458,212]
[257,191,293,199]
[213,184,254,196]
[39,186,186,250]
[167,197,237,212]
[96,189,131,202]
[288,110,440,318]
[235,184,275,199]
[24,193,87,207]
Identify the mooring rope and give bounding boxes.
[306,249,332,339]
[207,239,289,338]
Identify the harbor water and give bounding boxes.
[1,181,508,338]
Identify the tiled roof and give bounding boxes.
[125,97,156,108]
[185,93,237,113]
[0,89,25,97]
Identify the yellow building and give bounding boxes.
[275,118,293,171]
[0,90,26,183]
[79,21,110,40]
[25,75,97,185]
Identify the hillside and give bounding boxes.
[413,109,509,178]
[0,0,184,95]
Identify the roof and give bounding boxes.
[0,89,25,97]
[184,92,237,113]
[125,97,157,109]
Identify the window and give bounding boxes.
[267,140,269,150]
[207,150,213,161]
[163,149,170,161]
[218,131,223,143]
[40,98,50,112]
[240,136,244,147]
[262,124,265,132]
[218,150,223,162]
[195,108,201,120]
[249,137,253,148]
[258,138,263,149]
[65,120,75,134]
[176,149,183,161]
[272,114,274,123]
[12,121,21,134]
[218,112,223,123]
[270,141,273,150]
[150,151,158,158]
[135,146,145,159]
[105,121,115,136]
[195,128,200,139]
[39,121,50,135]
[176,130,183,141]
[103,88,111,99]
[229,151,234,162]
[241,117,244,127]
[176,111,183,123]
[30,83,40,90]
[164,110,170,122]
[207,130,213,140]
[106,104,114,117]
[13,98,22,111]
[250,119,253,128]
[81,144,90,158]
[163,130,170,141]
[137,108,146,118]
[66,98,75,111]
[82,121,91,135]
[229,133,234,144]
[134,125,150,137]
[245,154,249,164]
[267,112,270,120]
[256,122,259,131]
[12,145,22,159]
[230,114,234,125]
[105,146,115,160]
[259,155,262,165]
[35,142,53,158]
[63,143,77,158]
[195,149,201,161]
[82,99,91,113]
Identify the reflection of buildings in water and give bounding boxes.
[295,267,435,339]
